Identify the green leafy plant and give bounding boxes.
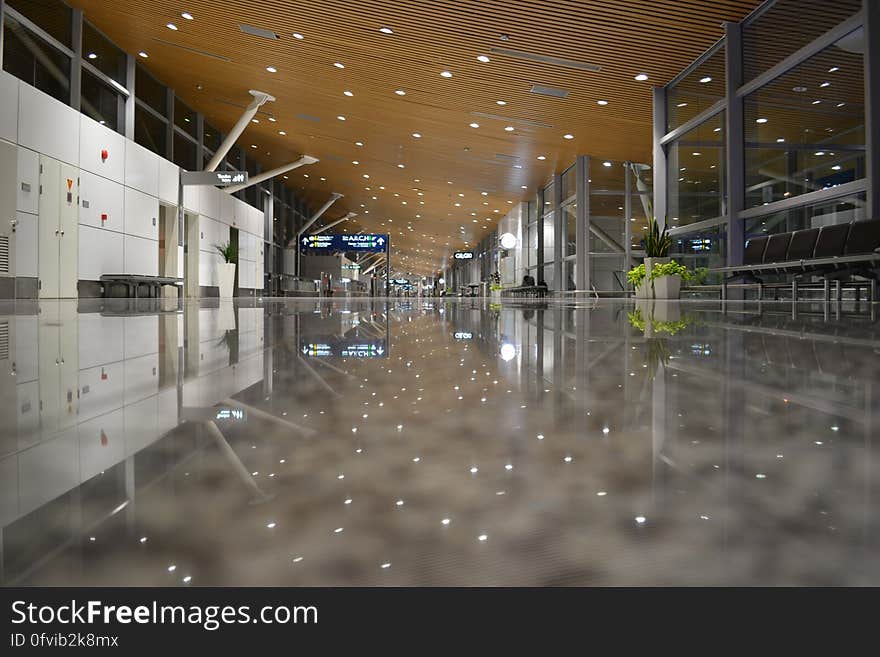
[652,319,690,335]
[490,284,503,291]
[214,241,238,264]
[627,308,646,330]
[627,263,647,289]
[644,217,672,257]
[649,260,691,282]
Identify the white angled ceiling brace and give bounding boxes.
[311,212,358,235]
[204,90,276,172]
[224,155,319,194]
[298,193,344,239]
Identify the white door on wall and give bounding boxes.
[38,155,79,298]
[0,141,17,281]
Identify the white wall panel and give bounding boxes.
[199,254,216,286]
[250,206,264,237]
[78,408,125,482]
[123,353,159,405]
[78,314,124,369]
[0,72,18,142]
[78,225,123,281]
[17,84,79,166]
[79,171,124,231]
[14,211,38,278]
[182,184,200,214]
[199,185,221,221]
[123,315,158,359]
[14,316,38,384]
[220,192,234,226]
[78,115,125,183]
[124,140,159,197]
[123,235,158,276]
[156,388,178,436]
[158,158,179,205]
[78,362,124,424]
[16,381,40,446]
[233,196,250,230]
[123,395,159,456]
[16,146,39,213]
[124,187,159,240]
[17,428,79,517]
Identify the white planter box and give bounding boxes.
[217,262,236,298]
[651,274,681,300]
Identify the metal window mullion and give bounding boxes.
[725,21,745,267]
[553,173,563,290]
[624,162,632,281]
[70,8,82,110]
[866,0,880,219]
[0,0,5,69]
[652,87,667,225]
[536,190,544,276]
[659,99,727,146]
[666,215,728,236]
[737,179,867,220]
[81,60,129,96]
[196,111,205,169]
[124,54,134,139]
[134,97,167,123]
[576,154,589,291]
[165,87,174,161]
[665,36,727,91]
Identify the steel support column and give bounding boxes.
[866,0,880,219]
[575,155,590,292]
[725,21,745,267]
[652,87,667,226]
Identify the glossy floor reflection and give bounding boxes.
[1,297,879,586]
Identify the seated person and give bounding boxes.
[522,274,536,287]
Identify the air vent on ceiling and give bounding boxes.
[529,84,569,99]
[494,153,520,161]
[296,113,321,123]
[151,37,230,61]
[490,47,601,72]
[239,24,279,40]
[472,112,553,129]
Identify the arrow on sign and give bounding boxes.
[302,237,309,246]
[377,237,385,246]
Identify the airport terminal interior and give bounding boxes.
[0,0,879,585]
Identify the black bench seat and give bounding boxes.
[502,285,548,298]
[100,274,183,299]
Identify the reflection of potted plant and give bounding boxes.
[489,271,502,300]
[217,329,239,366]
[215,241,237,298]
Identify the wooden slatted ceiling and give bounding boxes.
[67,0,761,275]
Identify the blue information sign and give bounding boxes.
[301,339,387,358]
[301,233,388,252]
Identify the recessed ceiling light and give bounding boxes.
[603,161,612,167]
[279,130,286,135]
[166,23,178,30]
[250,144,257,149]
[440,70,453,78]
[521,185,527,189]
[266,66,277,73]
[496,100,507,105]
[395,89,406,95]
[477,54,490,63]
[756,118,768,123]
[793,86,807,92]
[268,116,276,122]
[504,126,514,132]
[713,127,721,132]
[563,133,574,139]
[411,132,421,138]
[820,81,830,87]
[293,32,304,39]
[537,155,546,160]
[355,141,363,146]
[397,164,405,168]
[87,52,97,59]
[634,73,648,81]
[363,174,370,178]
[836,102,845,107]
[828,66,839,72]
[352,160,359,165]
[469,122,479,128]
[379,26,393,34]
[832,165,841,171]
[337,115,346,120]
[251,118,259,123]
[677,102,688,107]
[181,12,193,20]
[597,99,608,105]
[812,100,821,105]
[138,51,148,58]
[334,62,345,68]
[699,76,712,83]
[776,137,785,143]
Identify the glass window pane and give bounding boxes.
[3,15,70,103]
[542,182,555,214]
[563,203,577,257]
[542,213,555,264]
[6,0,72,48]
[666,43,726,132]
[527,223,537,269]
[743,0,862,82]
[666,111,726,228]
[82,21,125,85]
[669,224,728,270]
[560,165,576,200]
[564,260,576,291]
[528,200,537,223]
[174,97,197,138]
[203,122,221,152]
[135,64,167,116]
[589,159,623,191]
[590,254,626,293]
[743,192,866,237]
[589,195,626,254]
[744,29,865,210]
[134,104,166,156]
[81,69,120,133]
[541,264,555,289]
[173,132,197,171]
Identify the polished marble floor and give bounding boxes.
[1,296,879,586]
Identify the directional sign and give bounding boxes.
[301,233,388,253]
[453,251,474,260]
[454,331,474,340]
[301,338,388,358]
[180,171,248,186]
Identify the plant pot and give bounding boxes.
[218,262,236,298]
[491,289,502,301]
[651,299,681,322]
[651,274,681,300]
[635,281,652,299]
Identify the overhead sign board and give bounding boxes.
[301,339,387,358]
[301,233,388,253]
[454,251,474,260]
[392,279,410,285]
[454,331,473,340]
[180,171,248,186]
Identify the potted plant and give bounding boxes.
[649,260,690,300]
[215,241,237,298]
[489,271,502,300]
[627,263,650,299]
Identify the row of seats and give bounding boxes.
[741,218,880,271]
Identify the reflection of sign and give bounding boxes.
[454,251,474,260]
[215,408,246,420]
[301,234,388,253]
[454,331,473,340]
[181,171,248,186]
[392,279,409,285]
[341,264,361,270]
[301,339,387,358]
